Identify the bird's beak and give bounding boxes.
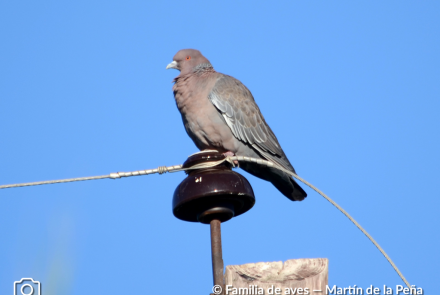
[166,61,179,70]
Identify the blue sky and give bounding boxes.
[1,1,439,294]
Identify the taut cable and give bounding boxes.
[0,155,414,291]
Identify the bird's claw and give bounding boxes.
[223,151,239,167]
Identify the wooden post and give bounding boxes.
[225,258,328,295]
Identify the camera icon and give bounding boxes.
[13,278,41,295]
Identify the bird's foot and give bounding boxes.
[222,151,239,166]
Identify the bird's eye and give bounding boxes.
[186,56,191,60]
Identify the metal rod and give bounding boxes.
[210,219,225,294]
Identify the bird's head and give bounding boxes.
[166,49,212,75]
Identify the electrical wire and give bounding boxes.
[0,155,414,292]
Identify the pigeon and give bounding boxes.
[166,49,307,201]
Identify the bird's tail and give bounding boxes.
[269,171,307,201]
[240,162,307,201]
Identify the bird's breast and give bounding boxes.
[172,74,237,152]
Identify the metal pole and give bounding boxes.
[210,219,225,294]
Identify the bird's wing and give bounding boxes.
[208,74,296,172]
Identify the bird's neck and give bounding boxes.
[193,63,214,73]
